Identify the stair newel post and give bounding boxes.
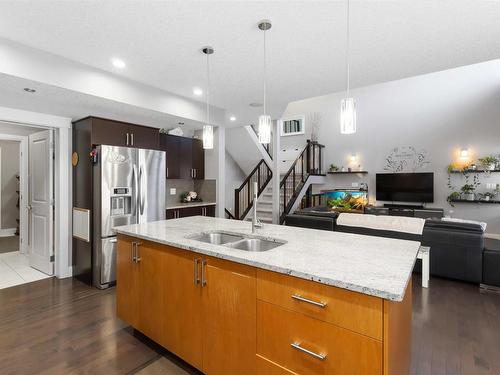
[306,140,311,174]
[257,162,261,193]
[235,189,240,220]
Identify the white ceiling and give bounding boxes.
[0,0,500,126]
[0,73,202,131]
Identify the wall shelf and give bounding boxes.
[327,171,368,175]
[450,199,500,204]
[449,169,500,174]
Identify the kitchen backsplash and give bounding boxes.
[166,179,216,207]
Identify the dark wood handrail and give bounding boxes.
[224,208,236,220]
[279,140,325,223]
[234,159,273,220]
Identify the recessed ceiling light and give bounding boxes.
[23,88,36,93]
[111,57,126,69]
[193,87,203,96]
[178,122,185,126]
[229,116,236,122]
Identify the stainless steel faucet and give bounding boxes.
[252,182,263,233]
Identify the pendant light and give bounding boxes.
[258,20,272,144]
[202,46,214,149]
[340,0,356,134]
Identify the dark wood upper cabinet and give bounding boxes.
[192,138,205,180]
[91,118,130,147]
[159,134,205,180]
[160,134,180,179]
[179,137,193,180]
[75,116,160,150]
[128,124,160,150]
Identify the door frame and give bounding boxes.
[0,133,28,253]
[0,106,72,278]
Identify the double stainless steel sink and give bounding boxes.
[187,231,285,252]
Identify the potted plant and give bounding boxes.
[329,164,339,172]
[447,191,461,206]
[478,156,499,171]
[480,192,496,201]
[461,184,476,201]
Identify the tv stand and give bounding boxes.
[365,205,444,219]
[383,203,424,209]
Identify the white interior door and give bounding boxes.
[28,130,54,275]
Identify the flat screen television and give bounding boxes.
[376,173,434,203]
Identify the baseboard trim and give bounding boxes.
[0,228,17,237]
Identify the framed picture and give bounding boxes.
[281,116,305,136]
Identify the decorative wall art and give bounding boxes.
[384,146,430,172]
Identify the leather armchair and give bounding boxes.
[422,220,484,283]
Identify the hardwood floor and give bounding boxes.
[0,274,499,374]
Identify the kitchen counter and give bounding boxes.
[166,202,216,210]
[114,216,419,301]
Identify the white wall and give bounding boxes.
[282,59,500,234]
[0,140,19,229]
[225,151,246,214]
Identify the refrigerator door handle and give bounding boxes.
[139,165,145,216]
[133,163,139,219]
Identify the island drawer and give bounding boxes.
[257,300,382,375]
[256,269,383,340]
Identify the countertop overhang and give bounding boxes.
[113,216,420,301]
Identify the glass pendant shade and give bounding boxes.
[340,97,356,134]
[258,115,271,144]
[202,124,214,149]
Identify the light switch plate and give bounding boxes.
[170,188,176,195]
[351,182,359,187]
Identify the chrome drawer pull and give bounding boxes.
[291,294,327,308]
[291,342,326,361]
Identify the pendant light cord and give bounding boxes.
[206,51,210,126]
[346,0,351,98]
[263,28,267,117]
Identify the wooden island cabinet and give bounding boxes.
[116,235,412,375]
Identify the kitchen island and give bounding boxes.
[114,216,419,375]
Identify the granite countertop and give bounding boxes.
[166,202,216,210]
[113,216,420,301]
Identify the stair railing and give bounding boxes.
[234,159,273,220]
[280,140,325,223]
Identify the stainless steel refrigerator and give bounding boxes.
[93,145,165,289]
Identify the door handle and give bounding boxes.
[194,169,197,178]
[131,133,134,146]
[126,133,130,146]
[201,259,207,286]
[291,294,327,308]
[291,343,326,361]
[166,167,169,178]
[27,204,32,211]
[194,258,201,285]
[131,241,136,262]
[135,242,142,263]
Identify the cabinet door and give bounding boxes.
[166,209,176,220]
[205,205,216,217]
[179,206,202,218]
[135,242,165,343]
[202,257,256,375]
[179,137,193,179]
[160,135,180,179]
[192,138,205,179]
[129,124,160,150]
[160,247,204,370]
[116,236,139,327]
[91,118,130,147]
